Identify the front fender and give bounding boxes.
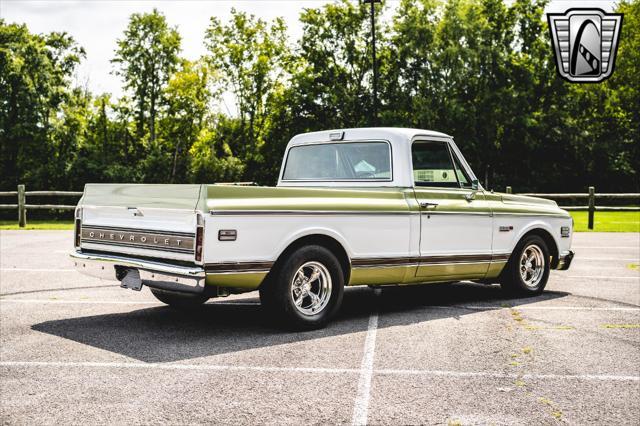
[511,219,563,265]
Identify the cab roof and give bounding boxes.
[288,127,452,146]
[279,127,461,188]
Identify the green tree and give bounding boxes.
[188,121,245,183]
[292,0,377,129]
[385,0,521,184]
[204,9,289,171]
[598,0,639,190]
[381,0,440,125]
[2,1,638,194]
[0,20,84,189]
[49,87,91,187]
[70,94,141,187]
[161,60,213,182]
[112,9,181,144]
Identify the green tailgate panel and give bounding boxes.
[82,184,203,210]
[206,185,412,213]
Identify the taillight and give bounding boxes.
[74,207,82,249]
[195,213,204,262]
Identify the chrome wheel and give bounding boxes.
[291,261,332,316]
[519,244,545,288]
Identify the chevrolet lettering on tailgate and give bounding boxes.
[81,226,195,253]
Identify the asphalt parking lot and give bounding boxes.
[1,231,639,425]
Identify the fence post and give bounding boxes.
[588,186,595,230]
[18,184,26,228]
[506,186,512,194]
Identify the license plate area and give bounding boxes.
[118,268,143,291]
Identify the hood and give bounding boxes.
[499,193,558,207]
[494,192,569,217]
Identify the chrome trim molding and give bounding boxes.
[205,253,511,274]
[81,225,195,237]
[492,212,568,218]
[209,210,413,216]
[207,269,271,275]
[420,211,493,217]
[352,263,421,270]
[209,209,565,218]
[205,261,275,274]
[80,239,195,254]
[351,253,511,269]
[492,253,511,262]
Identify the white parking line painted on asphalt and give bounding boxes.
[572,246,639,250]
[563,266,638,271]
[1,299,638,311]
[1,361,637,382]
[0,299,158,305]
[0,268,76,272]
[0,298,261,306]
[351,289,380,426]
[376,369,640,381]
[564,275,639,280]
[576,257,639,261]
[431,305,640,312]
[0,361,357,374]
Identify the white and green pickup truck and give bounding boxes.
[71,128,574,329]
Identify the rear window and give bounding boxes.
[282,142,392,181]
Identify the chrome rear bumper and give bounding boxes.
[70,251,206,294]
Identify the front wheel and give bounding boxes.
[260,245,344,330]
[500,235,550,296]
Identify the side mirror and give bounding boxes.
[471,179,479,191]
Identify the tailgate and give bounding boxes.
[77,184,204,262]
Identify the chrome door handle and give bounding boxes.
[419,201,439,209]
[464,192,476,202]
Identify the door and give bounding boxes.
[412,140,493,279]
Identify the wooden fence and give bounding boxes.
[0,185,82,227]
[505,186,639,229]
[0,183,255,227]
[1,184,638,229]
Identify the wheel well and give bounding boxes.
[263,234,351,287]
[521,228,559,267]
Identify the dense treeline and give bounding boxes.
[1,0,638,192]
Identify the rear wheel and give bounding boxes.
[260,245,344,330]
[500,235,550,296]
[150,288,209,310]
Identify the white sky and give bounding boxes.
[0,0,617,98]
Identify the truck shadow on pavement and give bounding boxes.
[31,282,568,363]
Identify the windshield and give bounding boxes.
[282,142,392,181]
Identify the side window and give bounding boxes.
[412,141,459,188]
